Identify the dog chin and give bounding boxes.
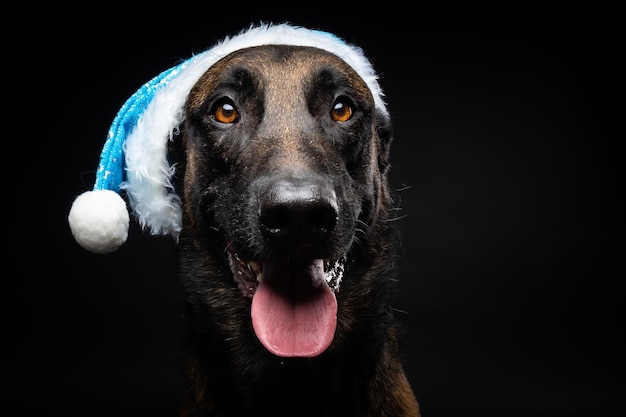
[226,243,346,357]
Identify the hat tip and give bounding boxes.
[68,189,130,254]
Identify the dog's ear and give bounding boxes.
[376,112,394,177]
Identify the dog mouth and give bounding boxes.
[227,243,345,357]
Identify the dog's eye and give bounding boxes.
[211,98,240,124]
[330,98,353,122]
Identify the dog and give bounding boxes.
[69,24,419,417]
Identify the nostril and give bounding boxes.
[308,202,337,236]
[259,204,292,235]
[258,179,338,246]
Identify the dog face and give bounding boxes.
[174,45,393,358]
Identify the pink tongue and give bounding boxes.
[251,258,337,357]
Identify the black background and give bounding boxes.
[7,4,621,416]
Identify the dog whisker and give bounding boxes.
[382,214,408,222]
[394,184,412,192]
[390,306,408,316]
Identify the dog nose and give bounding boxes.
[259,178,338,248]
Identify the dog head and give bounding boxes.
[68,23,394,359]
[175,44,393,357]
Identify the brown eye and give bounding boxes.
[211,99,239,124]
[330,98,353,122]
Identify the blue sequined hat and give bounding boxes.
[68,23,387,254]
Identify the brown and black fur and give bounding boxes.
[169,45,420,416]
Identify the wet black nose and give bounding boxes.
[259,178,338,248]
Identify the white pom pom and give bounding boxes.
[68,189,130,254]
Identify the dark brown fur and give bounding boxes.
[170,45,419,416]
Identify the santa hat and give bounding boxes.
[68,23,387,254]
